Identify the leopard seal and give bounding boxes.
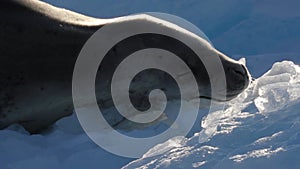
[0,0,250,133]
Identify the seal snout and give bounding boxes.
[223,60,250,100]
[230,64,248,84]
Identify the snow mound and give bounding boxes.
[123,61,300,169]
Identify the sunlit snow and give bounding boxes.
[124,60,300,169]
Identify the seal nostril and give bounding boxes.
[233,64,249,79]
[233,69,245,77]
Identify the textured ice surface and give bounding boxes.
[124,61,300,169]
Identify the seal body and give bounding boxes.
[0,0,250,133]
[0,0,103,132]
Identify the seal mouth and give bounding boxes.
[199,96,227,102]
[199,89,248,102]
[199,95,234,102]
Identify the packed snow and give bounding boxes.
[1,0,300,169]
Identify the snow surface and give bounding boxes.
[1,0,300,169]
[42,0,300,56]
